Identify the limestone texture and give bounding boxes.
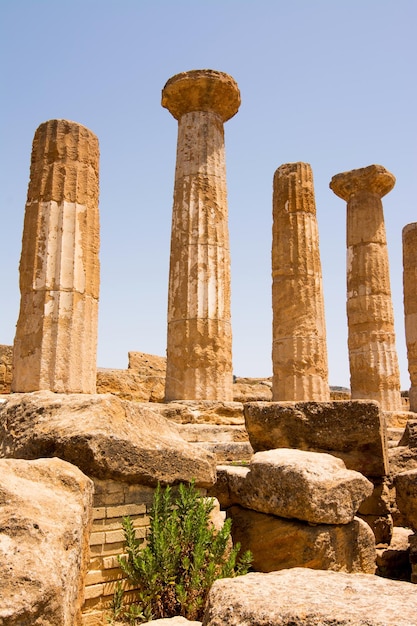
[152,400,244,425]
[228,507,375,574]
[403,222,417,411]
[244,400,388,477]
[0,457,93,626]
[203,568,417,626]
[12,119,100,394]
[330,164,402,411]
[96,367,165,402]
[0,391,216,487]
[272,163,329,401]
[234,449,373,524]
[162,70,240,401]
[0,345,12,394]
[394,469,417,531]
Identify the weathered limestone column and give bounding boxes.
[403,223,417,411]
[12,119,100,393]
[330,164,402,410]
[162,70,240,400]
[272,162,330,401]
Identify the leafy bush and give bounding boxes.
[118,481,252,621]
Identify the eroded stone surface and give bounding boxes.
[0,392,216,487]
[0,345,12,394]
[330,164,402,411]
[0,457,93,626]
[162,70,239,401]
[12,119,100,394]
[234,449,372,524]
[228,507,375,574]
[203,568,417,626]
[403,224,417,411]
[394,469,417,531]
[272,162,329,401]
[244,400,388,476]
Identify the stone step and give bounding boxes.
[193,441,253,463]
[177,423,249,443]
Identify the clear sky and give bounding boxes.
[1,0,416,389]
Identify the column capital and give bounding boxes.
[329,164,395,201]
[161,69,240,122]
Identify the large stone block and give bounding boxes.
[0,457,93,625]
[228,506,375,574]
[0,391,216,487]
[203,568,417,626]
[394,469,417,531]
[244,400,388,477]
[236,449,373,525]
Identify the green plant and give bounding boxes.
[119,481,252,621]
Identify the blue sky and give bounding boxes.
[1,0,416,388]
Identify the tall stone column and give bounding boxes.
[272,162,330,401]
[403,222,417,411]
[330,164,402,411]
[12,119,100,393]
[161,70,240,401]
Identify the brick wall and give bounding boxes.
[81,479,155,625]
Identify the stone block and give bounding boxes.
[244,400,388,477]
[228,506,375,574]
[394,469,417,531]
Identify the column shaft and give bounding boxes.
[403,222,417,411]
[162,70,239,400]
[330,165,401,411]
[272,162,329,401]
[12,119,100,393]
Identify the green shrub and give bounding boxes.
[118,481,252,621]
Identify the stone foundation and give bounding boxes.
[82,479,156,625]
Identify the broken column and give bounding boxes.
[330,164,402,410]
[403,223,417,411]
[161,70,240,400]
[12,119,100,393]
[272,162,330,401]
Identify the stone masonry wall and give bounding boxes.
[82,479,156,625]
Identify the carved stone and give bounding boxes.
[272,162,329,401]
[330,164,402,411]
[12,119,100,393]
[403,223,417,411]
[162,70,240,401]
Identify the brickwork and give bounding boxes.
[81,479,155,625]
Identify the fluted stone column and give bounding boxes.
[12,119,100,393]
[403,223,417,411]
[330,164,402,411]
[162,70,240,400]
[272,162,330,401]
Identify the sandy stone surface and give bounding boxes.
[244,400,388,476]
[12,119,100,394]
[330,164,402,411]
[0,457,93,625]
[272,162,329,401]
[228,506,376,574]
[394,469,417,531]
[203,568,417,626]
[0,391,216,487]
[163,70,239,402]
[403,222,417,411]
[233,449,373,525]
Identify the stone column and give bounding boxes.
[12,119,100,393]
[272,162,330,401]
[161,70,240,401]
[403,223,417,411]
[330,164,402,411]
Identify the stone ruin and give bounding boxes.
[1,69,417,625]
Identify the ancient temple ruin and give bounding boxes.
[330,164,402,411]
[162,70,239,401]
[272,162,330,401]
[403,222,417,412]
[12,119,100,394]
